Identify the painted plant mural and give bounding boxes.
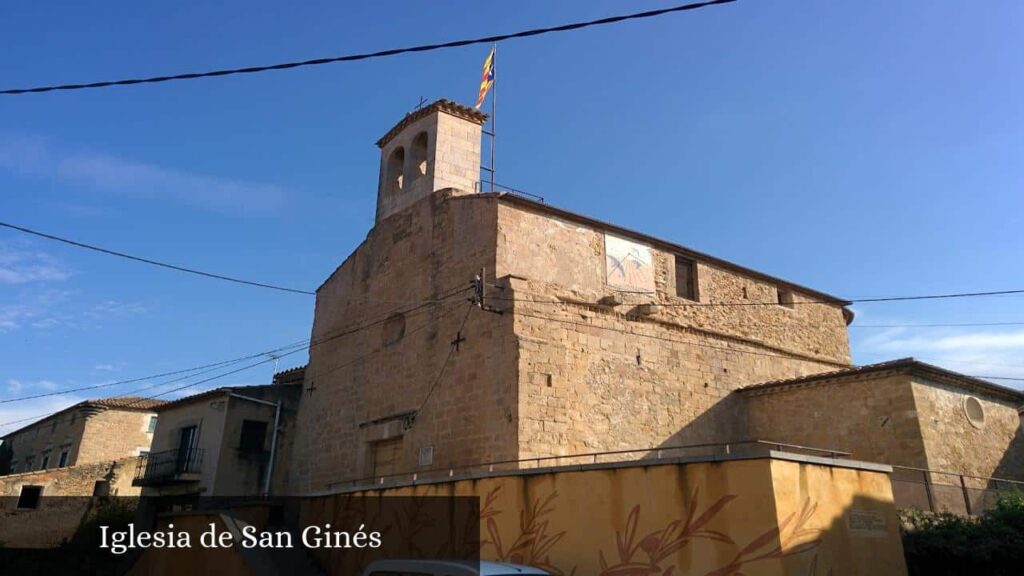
[480,485,830,576]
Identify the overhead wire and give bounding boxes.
[0,0,738,96]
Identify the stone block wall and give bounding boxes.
[744,371,1024,490]
[78,409,155,465]
[492,199,852,458]
[910,376,1024,482]
[744,373,927,467]
[4,407,155,474]
[290,190,518,493]
[0,456,139,497]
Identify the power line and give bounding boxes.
[513,310,1024,385]
[0,349,308,432]
[0,283,470,407]
[0,284,473,428]
[0,0,737,96]
[493,288,1024,308]
[0,221,315,295]
[412,302,476,422]
[0,339,310,405]
[852,322,1024,328]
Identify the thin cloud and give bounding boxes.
[854,327,1024,383]
[6,379,60,393]
[0,135,289,215]
[0,242,71,285]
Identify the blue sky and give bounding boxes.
[2,1,1023,430]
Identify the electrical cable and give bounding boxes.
[0,0,737,95]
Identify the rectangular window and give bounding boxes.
[58,451,69,467]
[40,455,50,470]
[148,416,158,433]
[93,480,110,497]
[176,425,198,473]
[239,420,268,453]
[17,485,42,509]
[777,287,795,308]
[674,256,698,301]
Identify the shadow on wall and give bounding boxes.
[992,418,1024,483]
[653,391,750,456]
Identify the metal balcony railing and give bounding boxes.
[133,447,203,486]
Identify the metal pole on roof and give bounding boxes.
[490,44,496,193]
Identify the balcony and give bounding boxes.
[133,448,203,487]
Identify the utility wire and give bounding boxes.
[513,310,1024,385]
[0,0,737,96]
[412,302,476,422]
[494,288,1024,308]
[0,339,310,405]
[0,348,307,431]
[0,221,315,295]
[5,217,1021,307]
[0,284,473,428]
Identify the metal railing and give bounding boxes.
[328,439,850,489]
[891,465,1024,516]
[473,180,545,203]
[134,448,204,485]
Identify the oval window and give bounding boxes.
[963,396,985,429]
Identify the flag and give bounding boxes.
[474,46,495,110]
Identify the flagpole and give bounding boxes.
[489,43,496,193]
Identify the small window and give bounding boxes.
[17,485,42,509]
[239,420,268,453]
[386,147,405,195]
[58,451,68,467]
[40,454,50,470]
[93,480,110,497]
[148,416,158,433]
[777,288,795,308]
[410,131,429,180]
[674,256,698,301]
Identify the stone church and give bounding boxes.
[284,99,1024,495]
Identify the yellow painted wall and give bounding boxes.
[305,458,907,576]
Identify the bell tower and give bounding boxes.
[374,99,488,224]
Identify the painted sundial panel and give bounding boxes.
[604,233,655,293]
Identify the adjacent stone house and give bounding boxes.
[1,397,164,476]
[135,383,301,498]
[741,358,1024,482]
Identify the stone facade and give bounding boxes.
[1,398,162,476]
[742,359,1024,484]
[0,457,140,547]
[288,100,854,493]
[0,456,138,498]
[494,198,851,458]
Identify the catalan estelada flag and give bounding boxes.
[474,46,495,110]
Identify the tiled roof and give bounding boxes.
[376,99,488,148]
[87,397,167,410]
[153,384,299,412]
[739,357,1024,402]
